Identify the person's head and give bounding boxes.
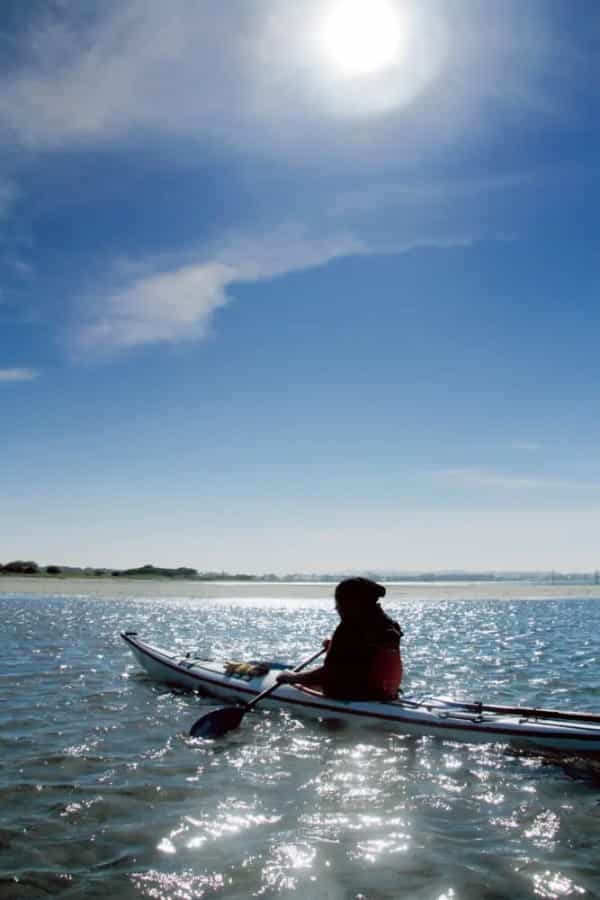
[334,577,386,620]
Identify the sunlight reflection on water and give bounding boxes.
[1,584,600,897]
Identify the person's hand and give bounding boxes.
[275,670,295,685]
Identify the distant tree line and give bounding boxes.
[113,564,198,578]
[0,560,270,580]
[0,561,202,579]
[0,560,42,574]
[2,560,600,584]
[0,561,68,575]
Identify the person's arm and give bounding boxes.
[276,665,325,686]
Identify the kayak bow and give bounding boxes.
[121,632,600,752]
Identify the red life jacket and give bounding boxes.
[367,645,403,699]
[322,609,404,700]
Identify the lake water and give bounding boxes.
[2,579,600,899]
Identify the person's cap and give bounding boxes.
[335,577,386,604]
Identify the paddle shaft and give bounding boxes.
[244,646,325,711]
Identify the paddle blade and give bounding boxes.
[190,705,246,738]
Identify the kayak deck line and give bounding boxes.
[120,632,600,751]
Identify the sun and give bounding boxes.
[319,0,403,78]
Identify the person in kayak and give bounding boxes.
[276,577,403,701]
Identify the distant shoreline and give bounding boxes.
[0,572,506,584]
[2,572,600,586]
[2,561,600,586]
[3,575,600,603]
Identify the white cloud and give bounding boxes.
[0,2,576,357]
[75,226,363,353]
[77,261,235,353]
[0,1,563,163]
[1,256,34,277]
[74,227,474,353]
[0,367,40,382]
[436,467,599,491]
[12,259,34,277]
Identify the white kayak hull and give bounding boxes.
[121,632,600,752]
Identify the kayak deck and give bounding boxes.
[121,632,600,752]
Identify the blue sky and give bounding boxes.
[1,0,600,572]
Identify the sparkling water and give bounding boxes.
[2,580,600,898]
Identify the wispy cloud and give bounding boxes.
[0,367,40,382]
[74,228,474,354]
[12,259,34,278]
[76,261,236,354]
[436,467,599,491]
[0,2,565,162]
[74,225,363,354]
[0,2,581,360]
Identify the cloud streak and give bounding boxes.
[0,367,39,382]
[0,2,580,359]
[74,228,474,354]
[75,226,364,353]
[436,467,600,492]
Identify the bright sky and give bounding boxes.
[1,0,600,573]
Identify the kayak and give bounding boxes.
[121,632,600,752]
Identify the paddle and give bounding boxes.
[189,647,325,738]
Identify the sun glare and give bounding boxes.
[319,0,403,77]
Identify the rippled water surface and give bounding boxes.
[2,580,600,899]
